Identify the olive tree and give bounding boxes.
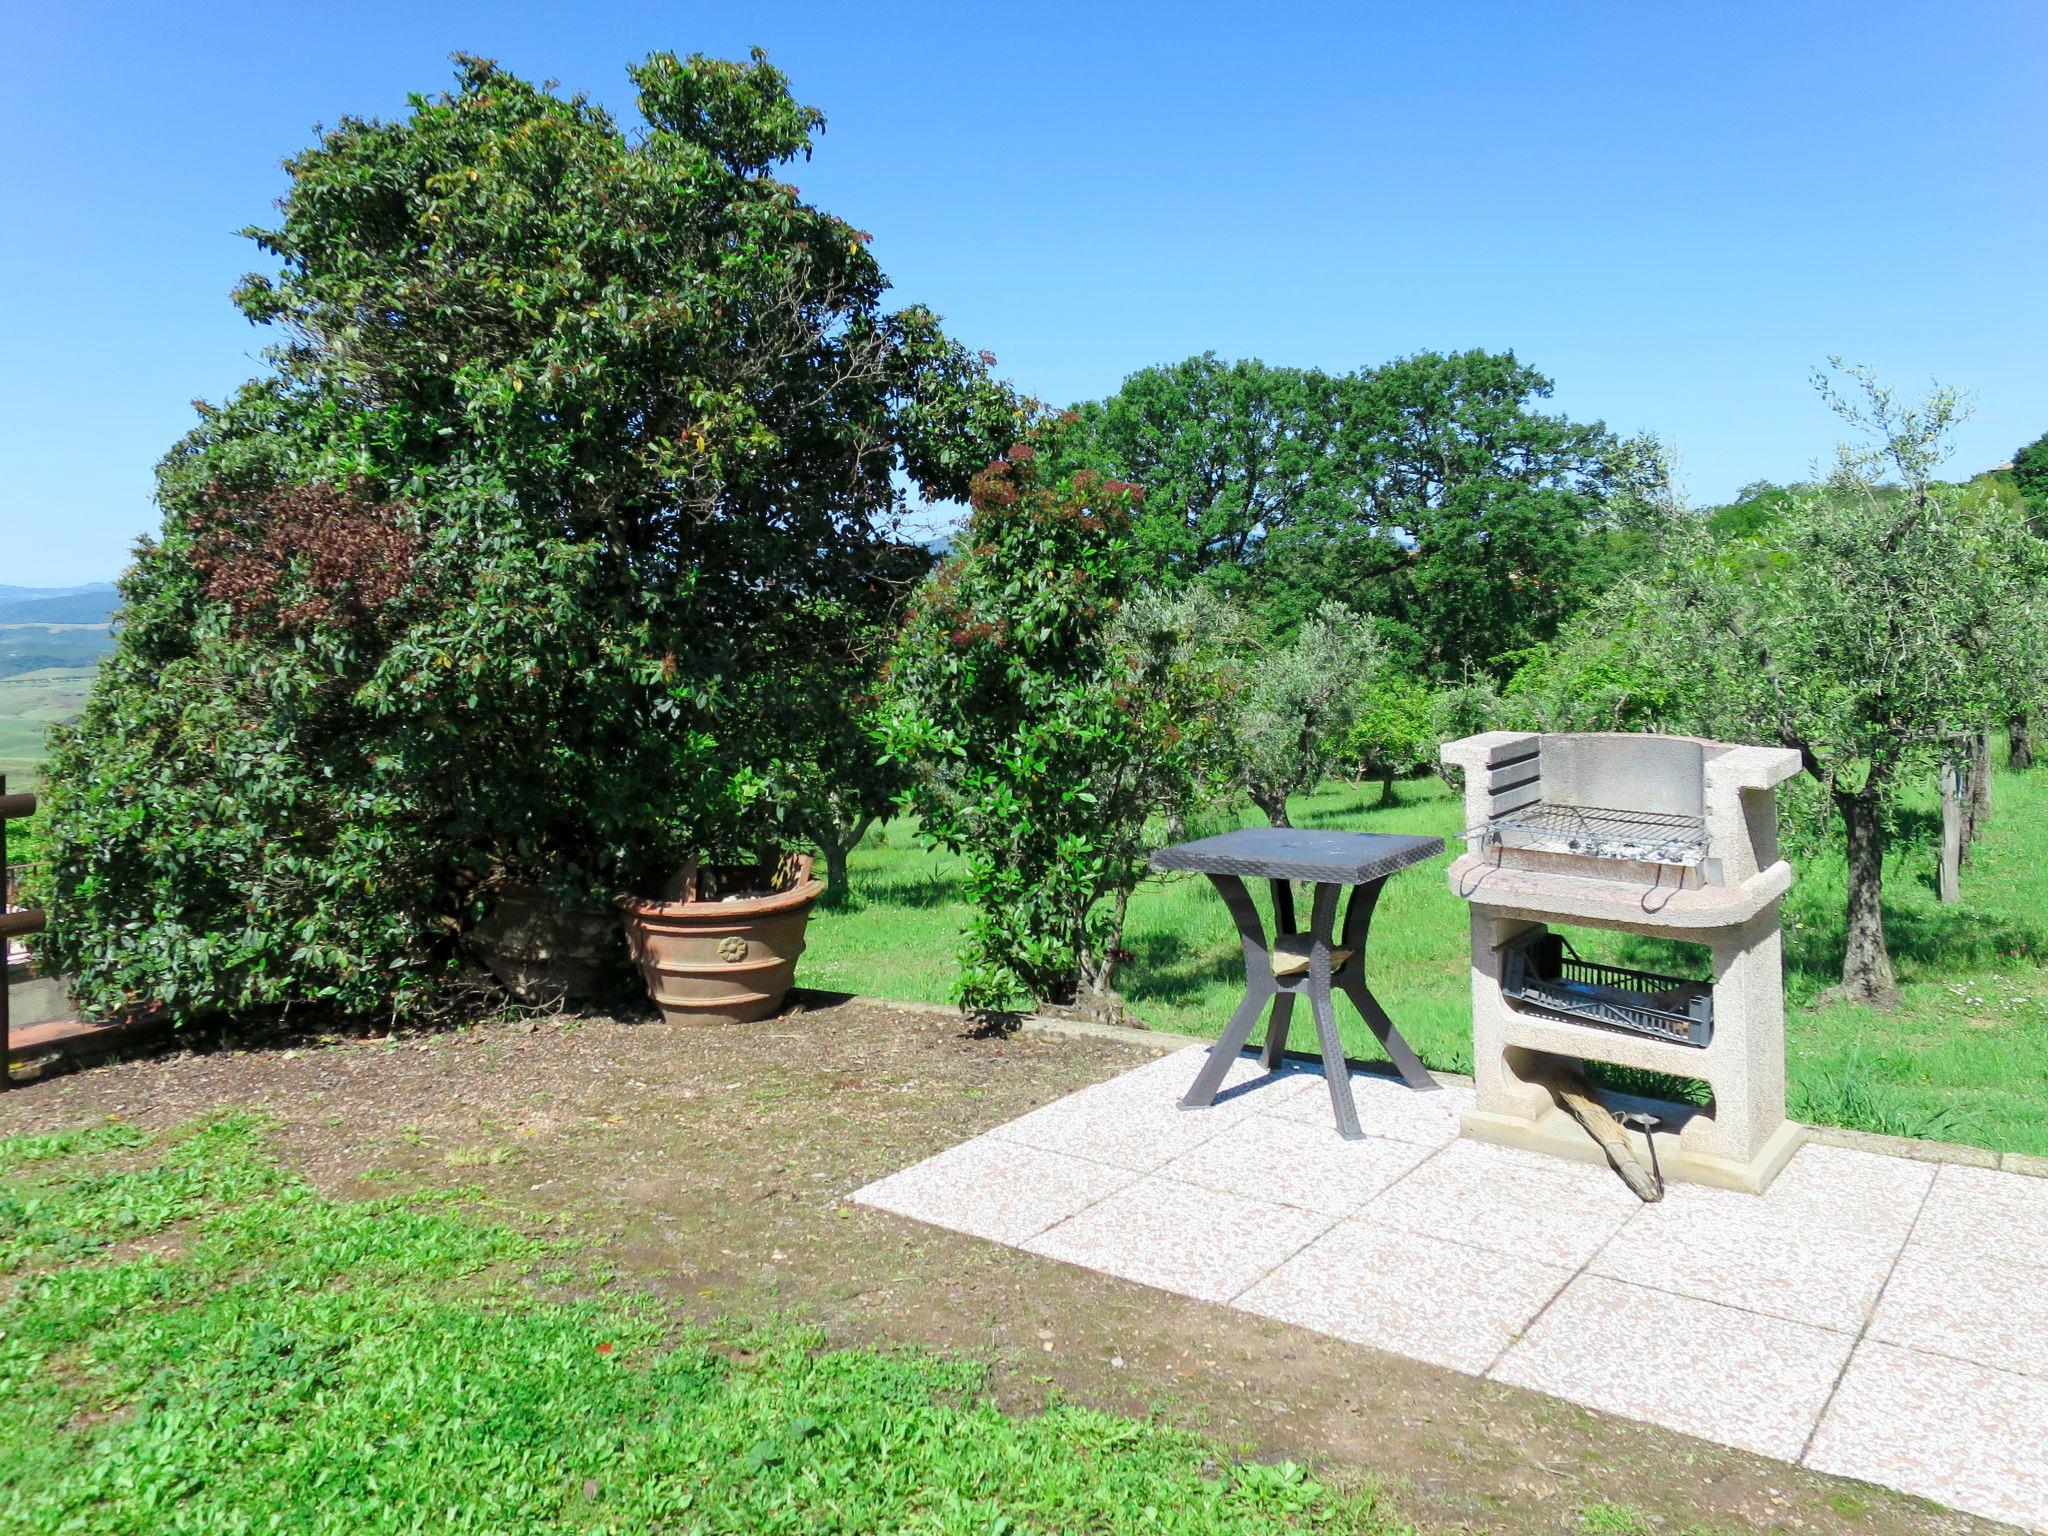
[1625,363,2040,1002]
[1226,602,1383,825]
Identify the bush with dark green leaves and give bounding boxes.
[32,51,1013,1023]
[882,437,1236,1013]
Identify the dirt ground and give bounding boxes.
[0,996,2002,1536]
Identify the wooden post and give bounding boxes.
[1939,758,1964,904]
[1968,729,1992,849]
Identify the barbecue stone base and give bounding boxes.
[1461,1103,1808,1195]
[1464,904,1799,1193]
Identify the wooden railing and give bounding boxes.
[1,774,46,1087]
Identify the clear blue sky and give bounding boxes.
[4,1,2044,586]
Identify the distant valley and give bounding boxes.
[0,582,117,783]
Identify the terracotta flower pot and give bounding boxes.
[617,855,824,1026]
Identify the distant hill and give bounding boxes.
[0,589,120,625]
[0,581,117,603]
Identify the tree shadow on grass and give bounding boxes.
[842,871,967,912]
[1778,901,2044,992]
[1120,929,1246,1009]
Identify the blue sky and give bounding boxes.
[4,1,2044,586]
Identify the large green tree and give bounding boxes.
[1064,349,1649,673]
[2013,428,2048,507]
[1056,354,1362,586]
[34,51,1013,1023]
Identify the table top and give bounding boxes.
[1149,827,1445,884]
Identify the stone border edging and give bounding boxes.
[857,994,2048,1180]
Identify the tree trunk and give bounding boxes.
[819,814,875,907]
[1253,791,1292,828]
[1835,790,1898,1004]
[1377,772,1398,807]
[2010,714,2035,771]
[1938,758,1963,905]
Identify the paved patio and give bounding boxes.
[855,1045,2048,1533]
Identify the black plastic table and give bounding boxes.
[1149,828,1445,1139]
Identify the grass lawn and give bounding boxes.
[0,1114,1400,1534]
[806,766,2048,1157]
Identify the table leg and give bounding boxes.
[1339,880,1437,1093]
[1179,874,1277,1111]
[1260,992,1295,1068]
[1261,877,1297,1066]
[1306,882,1365,1139]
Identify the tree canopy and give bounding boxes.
[33,50,1014,1022]
[1574,364,2042,1000]
[1060,349,1650,675]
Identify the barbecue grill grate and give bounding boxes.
[1482,803,1711,867]
[1499,931,1713,1047]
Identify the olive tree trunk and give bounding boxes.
[1251,789,1292,827]
[817,813,875,906]
[2010,714,2035,771]
[1835,788,1898,1003]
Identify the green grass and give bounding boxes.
[0,1115,1405,1534]
[807,767,2048,1156]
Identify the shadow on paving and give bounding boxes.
[0,1000,2005,1536]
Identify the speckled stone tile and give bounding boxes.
[1267,1066,1475,1145]
[1867,1245,2048,1379]
[1359,1136,1642,1269]
[1493,1275,1853,1462]
[1592,1183,1904,1333]
[1762,1142,1937,1240]
[1159,1112,1438,1217]
[1239,1217,1576,1375]
[1913,1163,2048,1272]
[987,1053,1282,1170]
[1805,1342,2048,1532]
[1024,1174,1333,1303]
[1100,1044,1324,1112]
[852,1134,1138,1246]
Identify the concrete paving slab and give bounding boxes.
[852,1134,1139,1247]
[1868,1245,2048,1379]
[1913,1162,2048,1272]
[1266,1065,1474,1145]
[1165,1111,1436,1217]
[1806,1342,2048,1533]
[1591,1186,1906,1333]
[1024,1173,1333,1303]
[1239,1217,1575,1375]
[1492,1274,1854,1462]
[1364,1136,1642,1269]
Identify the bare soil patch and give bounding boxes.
[0,996,2003,1536]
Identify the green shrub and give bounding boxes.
[32,52,1011,1024]
[883,437,1235,1012]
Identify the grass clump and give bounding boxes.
[0,1116,1402,1534]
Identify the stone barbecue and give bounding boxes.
[1440,731,1807,1192]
